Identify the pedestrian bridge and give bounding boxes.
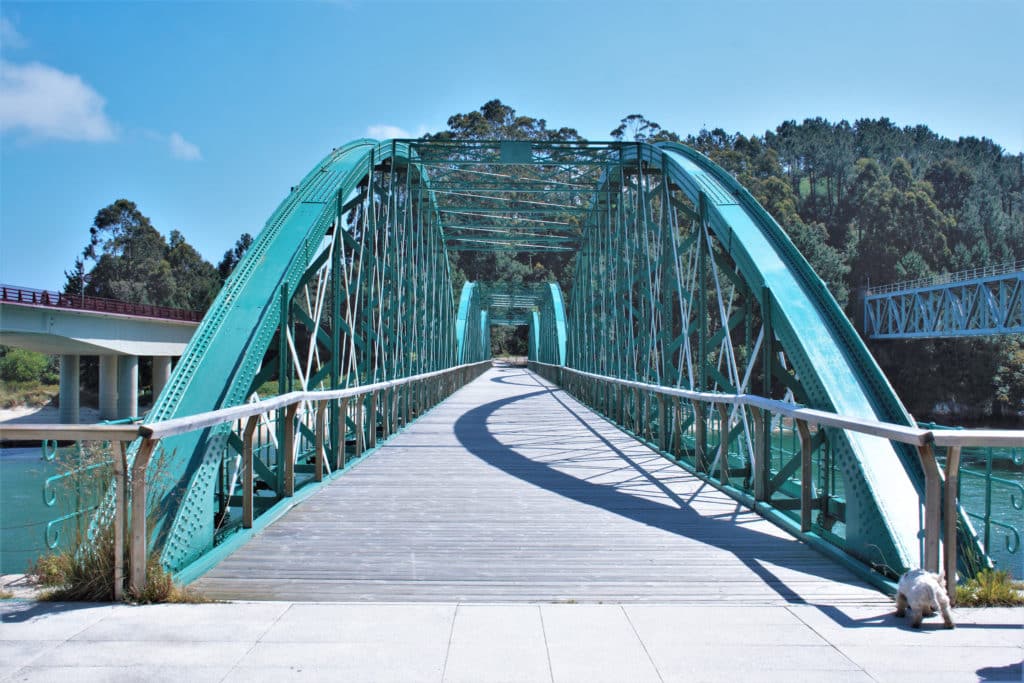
[6,138,1021,603]
[193,364,886,604]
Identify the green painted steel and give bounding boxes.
[131,137,984,581]
[455,282,489,363]
[143,140,460,571]
[564,140,946,573]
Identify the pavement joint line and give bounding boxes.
[439,601,458,682]
[537,603,555,683]
[621,604,665,683]
[223,600,293,681]
[785,604,880,682]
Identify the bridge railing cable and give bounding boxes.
[0,360,491,600]
[528,361,1024,599]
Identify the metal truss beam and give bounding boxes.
[864,270,1024,339]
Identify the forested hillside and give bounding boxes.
[433,101,1024,421]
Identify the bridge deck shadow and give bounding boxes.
[194,367,889,604]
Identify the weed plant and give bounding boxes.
[28,439,207,604]
[955,569,1024,606]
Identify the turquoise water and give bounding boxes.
[1,447,61,574]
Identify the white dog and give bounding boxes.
[895,569,954,629]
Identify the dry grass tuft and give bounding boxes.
[956,569,1024,607]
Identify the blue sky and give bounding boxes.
[2,0,1022,293]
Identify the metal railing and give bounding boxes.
[0,284,203,323]
[863,258,1024,296]
[0,360,491,599]
[529,361,1024,601]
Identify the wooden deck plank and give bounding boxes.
[195,366,889,604]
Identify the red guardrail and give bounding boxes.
[0,284,203,323]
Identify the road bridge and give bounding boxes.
[0,285,199,421]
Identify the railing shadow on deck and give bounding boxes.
[453,370,856,604]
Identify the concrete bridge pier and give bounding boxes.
[98,355,118,420]
[117,355,138,419]
[58,354,80,424]
[152,356,172,404]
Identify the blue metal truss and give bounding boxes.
[864,270,1024,339]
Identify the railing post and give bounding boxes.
[337,397,349,469]
[717,403,730,487]
[112,441,127,601]
[354,395,365,457]
[243,416,258,528]
[283,403,298,497]
[694,402,707,472]
[672,397,682,459]
[796,419,813,533]
[944,445,962,604]
[315,400,326,482]
[750,407,768,501]
[129,437,157,597]
[657,394,666,452]
[368,391,378,450]
[918,443,942,573]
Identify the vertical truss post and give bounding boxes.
[277,282,290,494]
[330,198,343,466]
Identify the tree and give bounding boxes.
[610,114,680,143]
[167,230,220,309]
[64,199,222,311]
[217,233,254,282]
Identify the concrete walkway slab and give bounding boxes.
[1,600,1021,682]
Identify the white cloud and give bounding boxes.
[366,124,412,140]
[169,131,201,160]
[0,18,27,49]
[0,59,115,141]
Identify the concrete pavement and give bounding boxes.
[1,600,1020,682]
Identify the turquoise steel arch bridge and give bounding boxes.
[18,138,1020,601]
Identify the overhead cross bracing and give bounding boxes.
[398,139,631,253]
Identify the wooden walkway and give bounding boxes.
[195,366,888,604]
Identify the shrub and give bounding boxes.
[956,569,1024,606]
[0,348,49,383]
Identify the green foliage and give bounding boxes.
[955,569,1024,606]
[0,347,50,383]
[63,198,242,313]
[687,117,1024,419]
[217,232,254,283]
